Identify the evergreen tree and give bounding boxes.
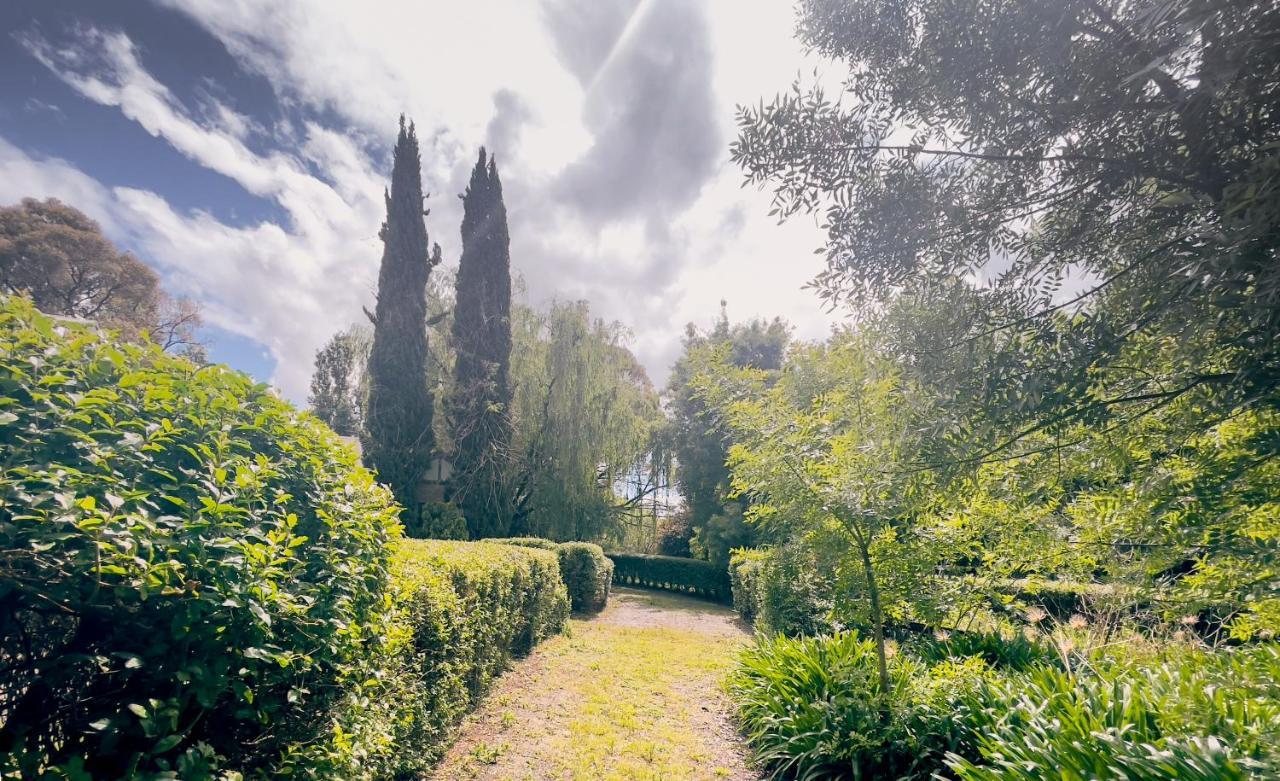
[309,330,362,437]
[450,148,514,538]
[364,116,441,519]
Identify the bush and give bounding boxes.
[655,512,694,557]
[729,631,994,780]
[390,539,569,773]
[0,296,404,778]
[408,500,468,539]
[484,537,613,613]
[607,552,732,602]
[757,536,840,636]
[729,548,768,621]
[946,645,1280,780]
[557,542,613,613]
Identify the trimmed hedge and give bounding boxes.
[557,542,613,613]
[0,296,403,778]
[607,552,732,602]
[729,548,768,622]
[485,537,613,613]
[390,540,569,772]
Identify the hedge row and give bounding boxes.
[0,297,569,779]
[485,537,613,613]
[390,540,569,773]
[607,552,732,602]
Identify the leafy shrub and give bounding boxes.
[607,552,732,602]
[655,511,694,557]
[946,645,1280,780]
[557,542,613,613]
[492,535,559,550]
[484,537,613,613]
[0,296,404,778]
[729,631,994,780]
[409,500,468,539]
[757,536,839,636]
[911,631,1055,672]
[390,539,570,773]
[729,548,768,622]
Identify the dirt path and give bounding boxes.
[430,587,760,781]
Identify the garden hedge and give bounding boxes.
[485,537,613,613]
[0,295,403,778]
[390,539,570,772]
[729,548,768,622]
[607,552,732,602]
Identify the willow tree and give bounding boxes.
[364,117,441,518]
[450,149,514,538]
[506,301,665,543]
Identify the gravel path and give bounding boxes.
[430,587,760,781]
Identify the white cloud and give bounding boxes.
[10,3,847,399]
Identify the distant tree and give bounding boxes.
[309,326,369,437]
[450,149,515,538]
[364,117,441,519]
[0,197,203,355]
[666,304,789,561]
[655,510,695,557]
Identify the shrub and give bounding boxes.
[484,537,613,613]
[655,511,694,557]
[729,548,768,622]
[757,536,840,636]
[408,500,468,539]
[946,645,1280,780]
[607,552,732,602]
[390,539,569,773]
[557,542,613,613]
[0,296,404,778]
[729,631,994,780]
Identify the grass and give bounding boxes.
[433,588,756,781]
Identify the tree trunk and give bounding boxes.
[857,541,892,700]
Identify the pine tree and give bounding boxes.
[450,148,514,537]
[364,116,440,520]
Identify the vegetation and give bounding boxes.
[450,149,515,538]
[0,295,401,777]
[486,537,614,613]
[364,116,442,521]
[390,539,569,773]
[0,198,203,358]
[308,324,369,438]
[607,553,732,602]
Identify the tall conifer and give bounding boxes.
[365,116,440,520]
[450,148,514,537]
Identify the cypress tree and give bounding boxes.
[450,148,514,537]
[364,116,441,521]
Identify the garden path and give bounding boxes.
[430,587,760,781]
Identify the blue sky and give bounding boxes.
[1,0,840,401]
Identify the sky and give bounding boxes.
[0,0,843,402]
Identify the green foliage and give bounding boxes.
[607,552,731,602]
[655,511,694,557]
[729,548,767,622]
[484,538,613,613]
[0,295,403,778]
[390,539,569,773]
[666,308,789,550]
[694,501,754,569]
[364,116,441,522]
[729,632,994,780]
[946,646,1280,780]
[450,149,515,538]
[507,301,664,543]
[409,500,469,540]
[308,325,368,437]
[756,535,842,638]
[557,542,613,613]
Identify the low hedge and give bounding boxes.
[390,539,569,772]
[0,296,403,778]
[607,552,732,602]
[485,537,613,613]
[729,548,768,622]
